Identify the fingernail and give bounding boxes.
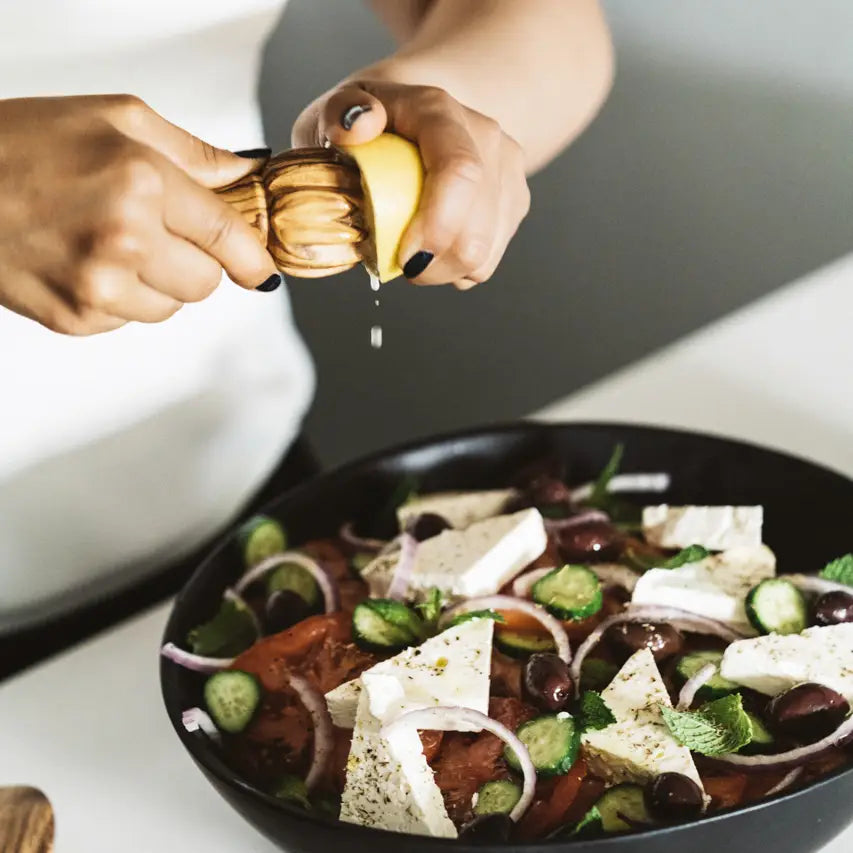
[341,104,372,131]
[403,251,434,280]
[234,147,272,159]
[256,273,282,292]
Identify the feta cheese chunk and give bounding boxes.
[720,624,853,701]
[581,649,704,790]
[397,489,518,531]
[325,618,494,729]
[362,508,547,602]
[340,689,457,838]
[631,545,776,634]
[643,505,763,551]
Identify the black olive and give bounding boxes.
[766,683,850,743]
[813,591,853,627]
[408,513,451,542]
[458,813,513,844]
[264,589,312,633]
[645,773,705,821]
[605,621,685,662]
[523,653,573,712]
[558,521,623,563]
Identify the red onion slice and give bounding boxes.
[442,595,571,663]
[544,509,610,533]
[160,642,234,673]
[223,587,261,638]
[286,672,334,792]
[591,563,642,593]
[569,606,745,692]
[710,713,853,773]
[382,706,536,822]
[235,551,339,613]
[676,663,716,710]
[182,707,220,742]
[570,473,671,504]
[786,574,852,597]
[765,768,803,797]
[386,533,419,601]
[339,521,387,554]
[512,567,553,598]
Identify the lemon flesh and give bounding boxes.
[339,133,424,283]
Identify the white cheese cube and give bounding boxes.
[581,649,704,790]
[643,505,763,551]
[339,689,457,838]
[362,508,547,602]
[720,624,853,700]
[397,489,518,531]
[325,618,494,729]
[631,545,776,634]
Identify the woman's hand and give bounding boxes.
[293,76,530,289]
[0,95,280,336]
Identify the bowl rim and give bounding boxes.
[160,418,853,848]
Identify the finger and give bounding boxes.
[103,94,267,188]
[158,158,280,290]
[319,84,389,146]
[137,232,223,303]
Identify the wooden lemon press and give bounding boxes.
[215,148,368,279]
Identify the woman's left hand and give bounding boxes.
[293,76,530,289]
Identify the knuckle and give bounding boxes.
[417,85,452,110]
[202,212,235,252]
[112,155,163,199]
[72,263,114,310]
[441,153,484,187]
[455,237,491,271]
[105,93,150,127]
[93,223,144,261]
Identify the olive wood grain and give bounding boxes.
[0,787,54,853]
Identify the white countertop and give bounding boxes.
[2,253,852,853]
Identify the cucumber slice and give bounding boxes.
[203,670,261,734]
[350,552,374,577]
[675,650,739,701]
[271,774,310,809]
[595,783,652,833]
[352,599,423,652]
[505,713,580,776]
[580,658,619,692]
[742,711,776,754]
[239,515,287,568]
[266,562,320,608]
[532,565,603,621]
[495,629,556,658]
[474,779,522,816]
[746,579,808,635]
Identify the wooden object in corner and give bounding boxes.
[216,148,367,279]
[0,786,54,852]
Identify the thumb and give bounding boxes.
[313,83,389,148]
[106,96,267,188]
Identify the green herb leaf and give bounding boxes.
[573,805,603,837]
[415,587,443,634]
[660,694,753,756]
[271,774,311,809]
[580,658,620,691]
[625,543,709,572]
[187,598,257,657]
[819,554,853,587]
[578,690,616,732]
[587,443,625,508]
[448,609,506,628]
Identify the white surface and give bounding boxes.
[2,255,853,851]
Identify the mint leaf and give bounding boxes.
[415,587,443,633]
[578,690,616,732]
[663,545,710,569]
[447,609,506,628]
[572,805,603,837]
[187,598,257,657]
[587,443,625,508]
[819,554,853,587]
[660,694,752,756]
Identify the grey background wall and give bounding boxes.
[259,0,853,467]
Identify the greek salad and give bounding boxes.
[163,445,853,843]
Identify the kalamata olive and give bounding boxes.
[605,621,685,662]
[523,653,574,712]
[813,591,853,626]
[766,683,850,742]
[527,476,573,507]
[458,813,513,844]
[558,521,623,562]
[409,513,451,542]
[265,589,312,633]
[645,772,705,821]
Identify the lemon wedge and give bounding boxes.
[339,133,424,282]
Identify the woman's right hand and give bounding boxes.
[0,95,280,336]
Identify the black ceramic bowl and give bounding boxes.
[161,422,853,853]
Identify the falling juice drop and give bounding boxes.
[370,325,383,349]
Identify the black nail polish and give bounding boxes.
[341,104,372,131]
[403,251,434,280]
[256,273,282,292]
[234,147,272,159]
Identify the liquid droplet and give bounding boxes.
[370,325,383,349]
[369,273,381,292]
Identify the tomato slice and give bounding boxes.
[516,759,587,841]
[702,773,748,809]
